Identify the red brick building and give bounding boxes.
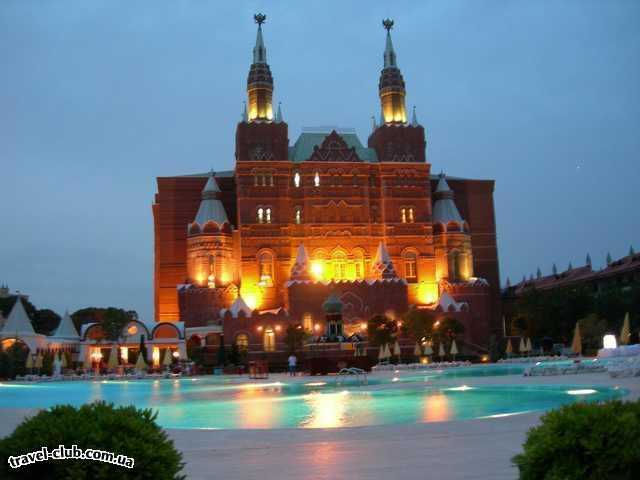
[152,17,501,356]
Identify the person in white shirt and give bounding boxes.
[287,354,297,376]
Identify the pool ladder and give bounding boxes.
[336,367,368,386]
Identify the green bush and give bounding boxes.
[0,401,184,479]
[513,400,640,480]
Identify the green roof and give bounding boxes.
[288,130,378,163]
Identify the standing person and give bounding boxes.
[287,353,297,376]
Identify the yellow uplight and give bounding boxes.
[417,282,438,305]
[311,261,324,280]
[240,285,262,311]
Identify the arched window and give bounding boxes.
[265,207,272,224]
[257,207,264,224]
[303,313,313,332]
[333,252,347,280]
[449,251,465,281]
[408,207,415,223]
[263,328,276,352]
[314,172,320,187]
[293,171,301,188]
[353,250,365,280]
[258,252,274,287]
[401,208,407,223]
[236,333,249,352]
[295,206,302,225]
[403,251,418,283]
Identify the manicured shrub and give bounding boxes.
[513,400,640,480]
[0,401,184,479]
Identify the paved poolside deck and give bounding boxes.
[1,371,638,479]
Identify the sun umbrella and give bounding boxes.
[450,339,458,358]
[413,343,422,357]
[525,338,533,353]
[34,352,43,370]
[135,351,147,371]
[25,353,33,371]
[571,321,582,355]
[423,343,433,356]
[505,338,513,356]
[378,345,385,362]
[163,349,173,367]
[393,341,401,357]
[107,345,119,370]
[518,337,526,355]
[438,342,445,359]
[383,343,392,360]
[620,313,631,345]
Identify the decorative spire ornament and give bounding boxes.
[586,253,592,268]
[606,252,612,266]
[552,263,558,275]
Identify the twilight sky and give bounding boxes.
[1,0,638,321]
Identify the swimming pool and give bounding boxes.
[0,368,625,429]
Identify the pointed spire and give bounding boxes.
[382,19,397,68]
[630,245,635,256]
[433,173,465,224]
[290,243,311,281]
[552,263,558,275]
[411,106,419,126]
[275,102,283,123]
[606,252,612,266]
[191,172,229,228]
[372,241,397,279]
[568,262,573,270]
[241,101,248,122]
[253,14,267,64]
[536,267,542,279]
[53,309,79,338]
[1,297,35,335]
[506,277,511,288]
[586,253,592,268]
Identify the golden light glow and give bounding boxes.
[420,357,429,364]
[257,326,263,332]
[313,323,321,332]
[120,346,129,363]
[241,285,262,311]
[417,282,438,305]
[360,322,367,331]
[127,325,138,335]
[275,325,282,332]
[433,320,440,329]
[303,391,349,428]
[422,392,451,422]
[152,347,160,367]
[311,261,324,280]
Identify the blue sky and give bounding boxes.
[1,0,638,320]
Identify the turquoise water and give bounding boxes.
[0,365,624,429]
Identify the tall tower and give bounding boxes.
[235,14,288,162]
[247,13,273,122]
[380,19,407,124]
[368,19,426,163]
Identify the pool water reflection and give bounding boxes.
[0,376,625,430]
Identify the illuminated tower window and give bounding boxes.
[259,252,274,286]
[257,207,264,223]
[404,251,418,283]
[303,313,313,332]
[294,171,301,188]
[263,328,276,352]
[314,172,320,187]
[401,208,407,223]
[333,252,347,280]
[236,333,249,352]
[408,207,414,223]
[295,207,302,224]
[265,207,272,223]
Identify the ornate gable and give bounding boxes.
[308,131,361,162]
